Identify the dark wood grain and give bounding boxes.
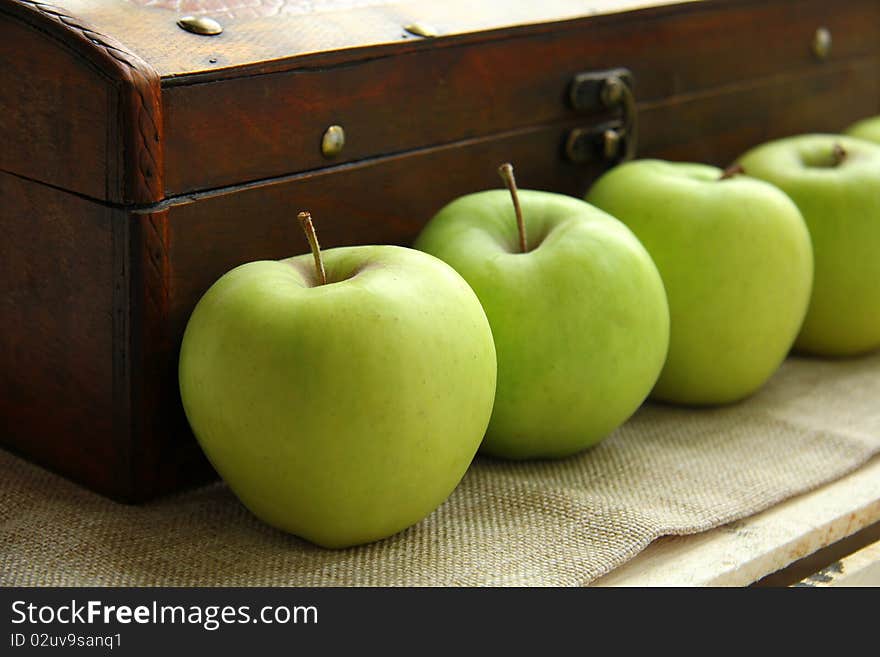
[640,56,880,165]
[18,0,878,82]
[0,0,164,204]
[0,171,127,497]
[163,0,880,195]
[1,0,676,78]
[0,16,111,201]
[0,171,212,502]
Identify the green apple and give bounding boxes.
[179,213,497,548]
[587,160,813,405]
[845,116,880,143]
[739,134,880,356]
[414,164,669,459]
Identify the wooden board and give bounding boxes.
[798,539,880,587]
[164,0,880,195]
[7,0,880,202]
[592,456,880,586]
[0,171,126,496]
[50,0,692,78]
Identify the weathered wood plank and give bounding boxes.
[592,456,880,586]
[798,539,880,587]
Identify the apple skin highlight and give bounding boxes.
[845,115,880,144]
[179,245,497,548]
[739,134,880,357]
[415,189,670,459]
[587,159,814,405]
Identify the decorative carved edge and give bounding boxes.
[3,1,163,204]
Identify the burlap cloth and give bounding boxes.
[2,353,879,586]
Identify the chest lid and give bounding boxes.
[2,0,877,205]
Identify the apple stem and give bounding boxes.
[719,163,746,180]
[297,211,327,286]
[832,142,847,167]
[498,162,528,253]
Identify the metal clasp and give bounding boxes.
[565,68,637,164]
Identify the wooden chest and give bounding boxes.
[2,0,879,502]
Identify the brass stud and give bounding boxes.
[403,21,439,38]
[177,16,223,36]
[812,27,831,60]
[321,125,346,158]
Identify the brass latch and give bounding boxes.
[565,68,637,165]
